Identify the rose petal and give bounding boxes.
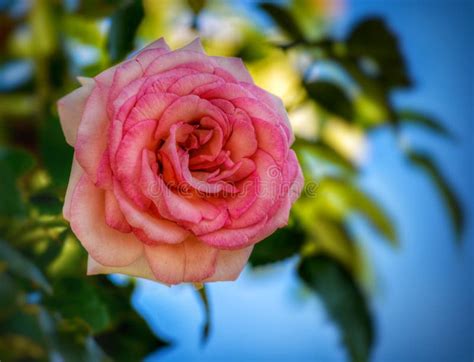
[105,190,132,233]
[178,38,205,53]
[225,113,258,160]
[87,254,157,281]
[199,216,267,250]
[211,56,254,83]
[252,117,289,166]
[75,85,110,183]
[63,156,84,221]
[113,180,189,245]
[57,78,96,146]
[69,175,143,267]
[115,119,158,208]
[144,237,218,284]
[204,246,253,282]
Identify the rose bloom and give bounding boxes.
[58,38,303,285]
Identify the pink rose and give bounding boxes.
[58,38,303,285]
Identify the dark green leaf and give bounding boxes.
[187,0,206,14]
[74,0,120,18]
[293,138,357,175]
[45,277,111,333]
[39,309,109,362]
[0,147,35,217]
[259,3,305,41]
[398,109,452,138]
[29,189,63,215]
[0,146,35,177]
[0,240,51,293]
[40,115,73,187]
[107,0,144,63]
[347,17,411,89]
[305,80,354,121]
[406,150,464,239]
[323,178,398,246]
[0,273,20,318]
[196,285,211,344]
[250,223,306,267]
[299,255,374,362]
[95,277,170,360]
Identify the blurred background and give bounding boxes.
[0,0,472,361]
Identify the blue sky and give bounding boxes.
[134,1,473,361]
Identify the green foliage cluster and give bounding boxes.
[0,0,463,361]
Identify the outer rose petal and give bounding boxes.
[75,85,110,183]
[205,246,253,282]
[57,78,95,146]
[63,156,84,221]
[144,237,218,285]
[178,38,205,53]
[69,175,143,267]
[211,56,254,83]
[87,254,156,281]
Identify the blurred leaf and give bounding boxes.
[196,285,211,344]
[187,0,206,14]
[74,0,120,18]
[406,150,464,239]
[0,239,51,293]
[40,115,73,187]
[259,3,305,41]
[45,277,111,333]
[311,217,361,275]
[0,146,35,177]
[305,80,354,121]
[0,93,38,117]
[250,222,306,266]
[95,278,170,360]
[0,273,20,318]
[322,178,398,246]
[347,17,411,89]
[0,308,46,360]
[299,255,373,362]
[107,0,144,63]
[0,333,45,360]
[39,309,109,362]
[294,138,357,175]
[29,189,63,215]
[398,109,452,138]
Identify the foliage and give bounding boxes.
[0,0,463,361]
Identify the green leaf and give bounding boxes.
[29,189,63,215]
[406,150,464,240]
[322,178,398,246]
[95,277,170,360]
[107,0,144,63]
[187,0,206,14]
[40,116,73,187]
[347,17,411,89]
[250,223,306,267]
[0,240,51,293]
[196,285,211,344]
[39,309,109,362]
[304,80,354,121]
[398,109,452,138]
[294,138,357,175]
[0,147,35,177]
[0,273,20,318]
[259,3,305,41]
[299,255,374,362]
[45,277,111,334]
[74,0,120,18]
